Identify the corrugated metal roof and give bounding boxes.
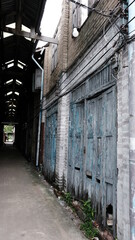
[0,0,47,122]
[0,0,46,29]
[1,0,16,13]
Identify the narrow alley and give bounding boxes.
[0,144,86,240]
[1,0,135,239]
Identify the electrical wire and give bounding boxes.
[59,34,119,93]
[125,16,135,27]
[59,30,120,91]
[33,24,122,113]
[31,2,125,112]
[58,2,132,92]
[124,0,135,11]
[40,36,121,111]
[32,1,135,115]
[58,3,127,90]
[68,0,117,17]
[61,17,135,96]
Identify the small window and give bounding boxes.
[5,79,13,85]
[6,23,16,29]
[9,104,16,108]
[51,44,58,72]
[72,0,96,31]
[5,60,14,65]
[3,32,13,38]
[7,62,14,68]
[80,0,89,26]
[6,91,13,96]
[17,63,23,69]
[14,92,19,96]
[18,60,26,66]
[25,37,31,41]
[16,79,22,85]
[72,0,89,29]
[21,25,30,33]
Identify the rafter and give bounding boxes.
[16,0,22,32]
[2,27,58,44]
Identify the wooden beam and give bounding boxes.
[16,0,22,32]
[0,11,16,19]
[2,27,58,44]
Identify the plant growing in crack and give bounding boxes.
[64,192,72,206]
[80,200,98,239]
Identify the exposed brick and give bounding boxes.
[42,1,130,239]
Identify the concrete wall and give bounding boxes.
[117,48,130,240]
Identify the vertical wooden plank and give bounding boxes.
[74,103,84,198]
[68,100,84,198]
[67,103,74,193]
[67,69,117,236]
[44,108,57,183]
[104,87,117,236]
[96,96,104,221]
[85,99,96,200]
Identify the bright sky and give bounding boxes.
[37,0,63,48]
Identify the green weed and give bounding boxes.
[80,200,98,239]
[64,192,72,206]
[81,199,95,221]
[80,221,98,238]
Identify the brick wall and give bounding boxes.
[55,94,70,190]
[44,0,120,97]
[67,0,119,69]
[44,0,69,96]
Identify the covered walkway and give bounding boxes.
[0,144,86,240]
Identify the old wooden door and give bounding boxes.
[68,102,84,198]
[45,112,57,182]
[85,86,116,233]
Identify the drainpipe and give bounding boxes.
[32,53,44,167]
[128,1,135,239]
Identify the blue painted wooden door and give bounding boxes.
[85,95,104,220]
[67,65,117,235]
[45,112,57,182]
[85,86,116,233]
[68,102,84,198]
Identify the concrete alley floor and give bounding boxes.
[0,144,86,240]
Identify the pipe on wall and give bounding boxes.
[32,53,44,167]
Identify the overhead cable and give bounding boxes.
[31,2,135,113]
[68,0,117,17]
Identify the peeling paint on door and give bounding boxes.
[67,64,117,236]
[68,102,84,198]
[44,105,57,183]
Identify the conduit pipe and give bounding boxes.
[128,0,135,239]
[32,53,44,167]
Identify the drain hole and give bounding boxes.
[106,204,113,227]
